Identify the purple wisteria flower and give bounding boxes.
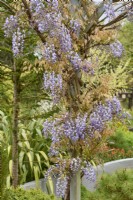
[59,25,72,53]
[104,3,115,22]
[90,104,112,132]
[70,19,81,35]
[106,96,121,115]
[63,113,88,142]
[43,43,57,63]
[12,28,25,56]
[110,40,124,57]
[56,176,68,198]
[3,15,18,37]
[68,51,82,71]
[47,0,59,10]
[82,162,96,182]
[43,72,63,104]
[70,157,81,173]
[30,0,61,33]
[30,0,45,14]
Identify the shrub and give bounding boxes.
[108,126,133,152]
[81,169,133,200]
[1,188,58,200]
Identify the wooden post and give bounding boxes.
[70,171,81,200]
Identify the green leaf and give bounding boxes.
[9,160,12,177]
[27,152,33,170]
[35,153,42,170]
[39,151,48,161]
[19,151,25,169]
[33,166,40,188]
[46,176,54,195]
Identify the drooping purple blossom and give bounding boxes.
[43,72,63,104]
[12,28,25,56]
[30,0,45,14]
[44,166,55,180]
[3,15,18,37]
[104,3,115,22]
[70,157,81,173]
[56,176,68,198]
[70,19,81,35]
[30,0,61,33]
[90,104,112,132]
[43,43,57,63]
[82,162,96,182]
[106,96,121,115]
[68,51,82,71]
[63,113,88,142]
[110,40,124,57]
[59,25,72,53]
[47,0,59,10]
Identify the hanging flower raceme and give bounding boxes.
[3,15,18,37]
[43,72,63,104]
[82,161,96,182]
[58,25,72,53]
[90,104,112,132]
[30,0,61,34]
[12,28,25,57]
[106,96,122,115]
[43,43,57,63]
[110,40,124,57]
[56,176,68,197]
[70,157,81,173]
[68,51,82,71]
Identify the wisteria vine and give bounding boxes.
[3,0,132,198]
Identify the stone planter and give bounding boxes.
[22,158,133,193]
[82,158,133,191]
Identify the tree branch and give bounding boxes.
[21,0,46,44]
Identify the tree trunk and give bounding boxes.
[12,61,20,187]
[64,177,70,200]
[70,171,81,200]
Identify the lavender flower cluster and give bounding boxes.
[30,0,60,34]
[70,157,81,173]
[43,43,57,63]
[3,15,18,37]
[90,104,112,132]
[104,3,115,22]
[63,113,88,142]
[90,97,122,132]
[12,28,25,56]
[56,176,68,197]
[68,51,81,71]
[82,162,96,182]
[43,71,63,104]
[106,96,121,115]
[59,25,72,53]
[3,16,25,56]
[110,40,124,58]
